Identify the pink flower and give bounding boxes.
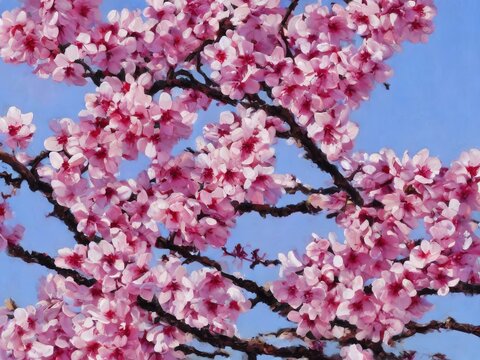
[409,240,442,269]
[0,107,35,149]
[44,117,80,152]
[427,263,460,296]
[52,45,87,85]
[337,277,377,326]
[372,264,417,312]
[340,344,374,360]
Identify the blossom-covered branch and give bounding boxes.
[136,296,329,359]
[0,0,475,359]
[6,244,95,287]
[0,149,96,245]
[156,235,292,315]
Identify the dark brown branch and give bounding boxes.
[1,148,293,319]
[28,150,50,170]
[392,317,480,342]
[184,18,234,63]
[280,0,299,29]
[256,327,302,340]
[234,200,322,218]
[7,241,299,359]
[76,59,103,86]
[279,0,298,58]
[284,182,339,196]
[175,344,229,358]
[261,103,364,206]
[418,282,480,296]
[137,296,329,359]
[156,236,222,271]
[362,281,480,298]
[6,242,296,358]
[196,62,217,87]
[0,151,39,188]
[147,77,236,105]
[60,24,363,209]
[7,244,95,287]
[73,54,363,208]
[0,170,22,188]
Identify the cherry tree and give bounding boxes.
[0,0,478,359]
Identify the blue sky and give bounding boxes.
[0,0,478,359]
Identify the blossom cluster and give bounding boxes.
[0,0,226,78]
[202,0,435,160]
[0,256,249,359]
[0,0,436,161]
[0,0,474,359]
[273,149,480,357]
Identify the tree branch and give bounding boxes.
[184,18,234,63]
[71,49,364,208]
[76,59,104,86]
[147,77,236,105]
[147,75,364,206]
[279,0,298,58]
[0,150,97,245]
[0,150,293,320]
[175,344,229,358]
[280,0,299,29]
[0,170,22,189]
[234,200,322,218]
[261,103,364,206]
[6,242,297,358]
[28,150,50,171]
[156,236,222,271]
[418,282,480,296]
[284,181,339,196]
[392,317,480,342]
[221,244,281,269]
[255,327,303,341]
[156,236,292,316]
[0,152,39,189]
[7,244,95,287]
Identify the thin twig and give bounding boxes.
[279,0,299,58]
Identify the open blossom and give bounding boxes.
[44,117,80,152]
[52,45,87,85]
[409,240,442,268]
[0,107,35,149]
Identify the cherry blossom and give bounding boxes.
[0,106,35,149]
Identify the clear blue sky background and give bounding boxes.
[0,0,478,359]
